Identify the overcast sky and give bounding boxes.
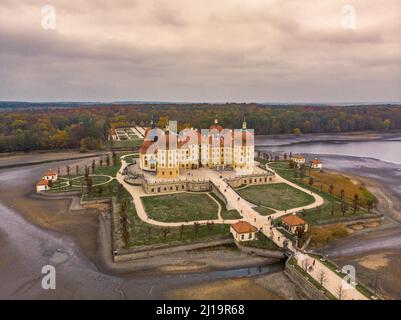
[0,0,400,103]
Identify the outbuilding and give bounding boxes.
[43,169,58,181]
[230,221,257,242]
[291,154,305,165]
[36,179,50,192]
[281,214,308,235]
[310,158,323,169]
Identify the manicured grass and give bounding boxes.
[266,160,374,225]
[112,139,143,148]
[114,189,229,247]
[124,154,139,163]
[254,206,276,216]
[141,193,219,222]
[71,175,111,187]
[237,183,315,211]
[241,232,281,251]
[209,193,242,220]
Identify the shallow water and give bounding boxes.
[256,140,401,165]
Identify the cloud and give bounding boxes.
[0,0,400,102]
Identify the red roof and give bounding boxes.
[44,169,57,176]
[292,154,305,160]
[36,179,49,186]
[311,159,322,165]
[231,221,257,234]
[281,215,306,226]
[209,119,224,132]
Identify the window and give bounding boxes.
[241,234,244,240]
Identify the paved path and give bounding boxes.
[116,155,240,227]
[117,154,368,300]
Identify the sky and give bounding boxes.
[0,0,400,103]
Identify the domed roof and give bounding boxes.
[209,119,223,132]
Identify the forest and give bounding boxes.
[0,103,400,153]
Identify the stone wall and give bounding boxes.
[141,179,212,194]
[234,241,285,259]
[284,258,329,300]
[225,172,276,188]
[114,238,234,262]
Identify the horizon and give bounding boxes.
[0,0,400,102]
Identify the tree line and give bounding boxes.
[1,103,400,152]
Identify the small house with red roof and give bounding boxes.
[291,154,305,165]
[42,169,58,181]
[230,221,258,242]
[310,158,323,169]
[280,214,308,234]
[36,179,50,192]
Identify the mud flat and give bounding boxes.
[0,150,108,169]
[167,272,305,300]
[0,152,293,300]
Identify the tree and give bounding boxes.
[336,285,345,300]
[147,227,152,242]
[91,159,95,174]
[162,228,169,242]
[329,184,334,195]
[66,165,70,178]
[340,189,345,201]
[84,165,89,180]
[87,176,93,192]
[194,222,200,238]
[106,155,110,167]
[108,182,113,195]
[100,158,103,168]
[318,269,328,286]
[308,177,314,186]
[383,119,391,131]
[112,152,117,165]
[97,185,103,196]
[75,165,79,175]
[293,128,302,136]
[353,194,360,214]
[179,224,185,240]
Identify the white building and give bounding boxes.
[42,169,58,181]
[291,154,306,165]
[230,221,257,242]
[36,179,50,192]
[139,118,254,178]
[311,158,323,169]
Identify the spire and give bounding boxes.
[242,116,247,130]
[151,114,156,129]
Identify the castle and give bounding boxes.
[139,117,254,178]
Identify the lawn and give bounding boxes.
[141,193,219,222]
[71,175,111,187]
[237,183,315,211]
[209,193,242,220]
[254,206,276,216]
[112,139,143,149]
[241,232,281,251]
[266,160,375,225]
[114,189,229,248]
